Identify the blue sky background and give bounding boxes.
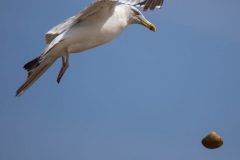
[1,0,240,159]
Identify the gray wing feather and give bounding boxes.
[119,0,164,10]
[45,16,77,44]
[45,0,117,44]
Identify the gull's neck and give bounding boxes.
[114,4,132,26]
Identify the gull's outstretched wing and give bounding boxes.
[45,0,118,44]
[120,0,164,11]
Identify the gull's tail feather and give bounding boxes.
[16,57,56,96]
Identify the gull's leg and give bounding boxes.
[57,55,69,83]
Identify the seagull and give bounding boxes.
[16,0,164,96]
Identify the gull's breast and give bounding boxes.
[65,7,129,53]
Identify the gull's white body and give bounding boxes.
[41,4,131,66]
[62,5,129,54]
[43,4,129,61]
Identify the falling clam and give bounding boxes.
[202,131,224,149]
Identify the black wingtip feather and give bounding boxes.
[137,0,164,11]
[23,57,40,71]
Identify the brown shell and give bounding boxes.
[202,131,224,149]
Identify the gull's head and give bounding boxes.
[128,6,156,32]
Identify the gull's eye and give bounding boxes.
[135,11,140,15]
[133,9,140,15]
[136,12,140,16]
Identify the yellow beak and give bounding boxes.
[142,20,157,32]
[139,17,157,32]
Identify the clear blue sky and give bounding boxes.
[1,0,240,159]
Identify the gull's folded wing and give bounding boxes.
[45,0,118,44]
[45,16,77,44]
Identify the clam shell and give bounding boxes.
[202,131,224,149]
